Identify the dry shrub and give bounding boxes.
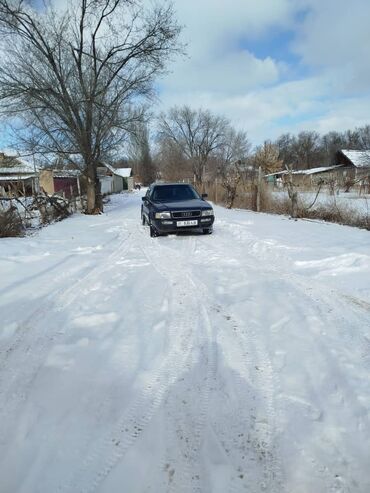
[0,207,24,237]
[205,180,370,230]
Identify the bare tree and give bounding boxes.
[155,135,192,182]
[127,122,156,185]
[158,106,228,188]
[0,0,181,213]
[217,128,251,208]
[253,141,283,174]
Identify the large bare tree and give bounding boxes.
[216,128,251,208]
[0,0,181,213]
[158,106,228,188]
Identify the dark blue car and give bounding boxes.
[141,183,214,237]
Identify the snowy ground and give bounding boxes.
[272,189,370,216]
[1,191,370,493]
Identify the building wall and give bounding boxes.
[39,170,55,194]
[54,178,78,197]
[113,175,124,193]
[100,176,113,195]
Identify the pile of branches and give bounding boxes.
[30,193,71,224]
[0,193,72,237]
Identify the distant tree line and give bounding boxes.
[131,108,370,185]
[271,126,370,170]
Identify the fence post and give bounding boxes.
[256,166,262,212]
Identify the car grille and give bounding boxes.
[172,210,201,218]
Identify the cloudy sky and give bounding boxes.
[156,0,370,144]
[1,0,369,148]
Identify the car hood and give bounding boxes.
[153,199,212,211]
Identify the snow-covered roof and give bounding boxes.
[0,149,37,172]
[340,150,370,168]
[0,166,37,175]
[0,174,35,181]
[52,170,81,178]
[103,163,131,178]
[265,165,344,178]
[112,167,131,178]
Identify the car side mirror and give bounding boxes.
[202,193,208,198]
[141,197,146,201]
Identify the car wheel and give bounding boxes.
[141,213,146,225]
[150,224,157,237]
[202,228,213,235]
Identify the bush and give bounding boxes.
[0,207,24,237]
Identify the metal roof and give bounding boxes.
[0,175,36,181]
[265,165,345,178]
[103,163,131,178]
[0,167,38,175]
[340,150,370,168]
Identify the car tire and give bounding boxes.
[202,228,213,235]
[141,213,146,225]
[150,224,157,237]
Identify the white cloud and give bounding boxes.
[157,0,370,145]
[163,51,280,95]
[293,0,370,93]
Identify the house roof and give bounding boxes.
[112,167,132,178]
[0,166,37,175]
[0,174,35,181]
[340,150,370,168]
[52,170,81,178]
[265,165,344,178]
[103,163,131,178]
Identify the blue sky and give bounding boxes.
[1,0,370,149]
[157,0,370,145]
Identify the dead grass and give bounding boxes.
[207,181,370,231]
[0,207,24,237]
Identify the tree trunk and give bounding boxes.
[85,162,100,214]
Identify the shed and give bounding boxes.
[39,169,81,198]
[335,150,370,176]
[265,165,345,188]
[97,164,133,194]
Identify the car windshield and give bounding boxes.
[151,184,200,202]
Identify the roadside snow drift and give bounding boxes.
[1,192,370,493]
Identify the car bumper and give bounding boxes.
[152,216,214,233]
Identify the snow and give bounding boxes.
[265,165,344,177]
[1,191,370,492]
[341,150,370,169]
[273,190,370,216]
[103,163,132,178]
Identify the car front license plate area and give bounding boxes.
[177,220,198,227]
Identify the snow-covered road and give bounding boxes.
[1,192,370,493]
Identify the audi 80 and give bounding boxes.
[141,183,214,237]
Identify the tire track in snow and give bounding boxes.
[0,228,133,446]
[191,232,288,491]
[202,219,370,492]
[0,228,131,365]
[162,300,217,493]
[58,226,200,493]
[141,229,283,492]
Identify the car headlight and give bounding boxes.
[201,209,214,217]
[155,212,171,219]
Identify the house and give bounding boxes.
[97,163,133,195]
[39,169,81,197]
[0,152,39,197]
[333,150,370,192]
[265,165,345,188]
[335,150,370,179]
